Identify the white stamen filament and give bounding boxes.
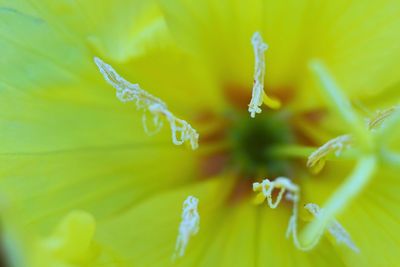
[173,196,200,259]
[248,32,280,118]
[94,57,199,150]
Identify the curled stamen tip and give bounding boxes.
[252,177,297,208]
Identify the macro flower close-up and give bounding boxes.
[1,0,400,266]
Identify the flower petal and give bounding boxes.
[0,0,171,62]
[335,167,400,266]
[0,144,198,231]
[95,176,234,266]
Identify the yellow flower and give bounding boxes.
[1,1,400,267]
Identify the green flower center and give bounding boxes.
[229,110,295,178]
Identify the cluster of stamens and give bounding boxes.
[93,30,399,259]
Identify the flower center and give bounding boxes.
[229,110,295,178]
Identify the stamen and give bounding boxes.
[253,178,358,252]
[254,177,322,250]
[307,134,352,174]
[248,32,280,118]
[94,57,199,150]
[368,105,399,130]
[173,196,200,259]
[304,203,359,252]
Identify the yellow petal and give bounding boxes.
[335,167,400,266]
[158,0,262,88]
[194,201,258,266]
[0,0,171,62]
[95,175,234,266]
[1,210,99,267]
[298,0,400,108]
[0,144,197,232]
[159,0,400,111]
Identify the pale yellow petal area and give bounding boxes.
[0,0,171,62]
[94,176,235,267]
[301,162,353,203]
[1,210,100,267]
[189,201,259,267]
[296,0,400,109]
[112,46,224,116]
[360,82,400,112]
[0,144,198,233]
[159,0,400,110]
[158,0,263,89]
[333,167,400,267]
